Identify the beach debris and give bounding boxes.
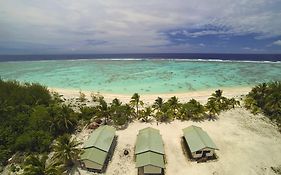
[90,92,103,102]
[87,122,99,129]
[95,119,103,124]
[197,157,208,163]
[123,149,129,156]
[271,165,281,174]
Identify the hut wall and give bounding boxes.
[82,159,103,170]
[143,165,162,174]
[192,148,214,158]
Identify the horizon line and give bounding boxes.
[1,52,281,56]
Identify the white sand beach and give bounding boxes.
[50,86,252,104]
[52,87,281,175]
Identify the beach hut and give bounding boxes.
[182,125,218,159]
[80,125,116,172]
[135,127,165,175]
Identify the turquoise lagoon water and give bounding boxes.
[0,59,281,94]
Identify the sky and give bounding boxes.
[0,0,281,54]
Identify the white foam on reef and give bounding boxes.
[164,58,281,64]
[73,58,281,63]
[1,58,281,64]
[83,58,281,64]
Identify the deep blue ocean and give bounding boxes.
[0,53,281,62]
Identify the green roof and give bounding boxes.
[183,125,218,153]
[136,151,165,168]
[80,147,107,165]
[135,127,164,155]
[83,125,116,152]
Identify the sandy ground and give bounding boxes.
[74,108,281,175]
[64,88,281,175]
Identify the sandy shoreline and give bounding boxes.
[49,86,252,104]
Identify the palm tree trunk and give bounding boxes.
[136,103,139,118]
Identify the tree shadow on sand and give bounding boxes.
[206,115,219,121]
[67,162,81,175]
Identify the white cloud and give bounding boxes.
[243,47,251,50]
[242,47,264,52]
[273,40,281,46]
[0,0,280,53]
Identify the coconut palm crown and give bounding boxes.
[22,154,63,175]
[52,134,82,168]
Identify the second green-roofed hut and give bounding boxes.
[135,127,165,175]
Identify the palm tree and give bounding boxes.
[47,105,60,135]
[130,93,144,118]
[252,82,267,100]
[79,106,97,121]
[205,100,220,120]
[78,91,86,103]
[57,105,77,134]
[22,154,63,175]
[209,90,224,102]
[178,103,191,120]
[47,104,77,136]
[111,98,122,107]
[167,96,180,117]
[110,100,133,126]
[179,99,205,121]
[124,104,135,121]
[265,93,281,117]
[152,97,164,121]
[154,102,174,122]
[96,97,111,124]
[228,98,240,109]
[52,134,82,168]
[152,97,164,111]
[111,106,129,126]
[51,92,64,103]
[208,89,230,110]
[244,96,261,114]
[264,82,281,117]
[244,81,281,130]
[139,107,153,122]
[265,81,281,112]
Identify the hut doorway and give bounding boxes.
[202,150,210,158]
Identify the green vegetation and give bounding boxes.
[144,90,239,123]
[20,134,82,175]
[78,91,86,103]
[179,99,205,121]
[0,79,79,167]
[139,107,153,122]
[130,93,144,118]
[22,154,63,175]
[205,90,240,120]
[0,79,241,173]
[96,96,111,124]
[52,134,82,171]
[244,81,281,129]
[111,103,133,126]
